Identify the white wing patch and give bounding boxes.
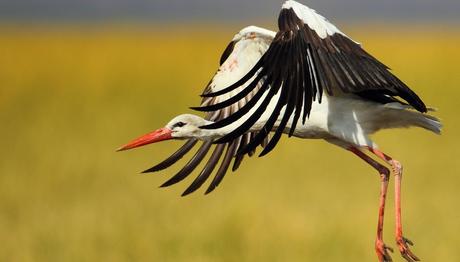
[282,0,346,39]
[235,26,277,41]
[209,29,273,95]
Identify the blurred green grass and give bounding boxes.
[0,25,459,261]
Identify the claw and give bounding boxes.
[387,246,394,253]
[396,236,420,262]
[376,240,394,262]
[404,237,414,246]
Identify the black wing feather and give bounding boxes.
[205,140,239,194]
[193,7,427,160]
[181,144,226,196]
[142,139,198,173]
[219,41,236,66]
[160,141,212,188]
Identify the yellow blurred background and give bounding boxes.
[0,24,459,261]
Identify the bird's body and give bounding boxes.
[119,1,441,261]
[280,94,440,147]
[185,94,440,149]
[194,23,440,149]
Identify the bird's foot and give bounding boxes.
[396,236,420,262]
[376,239,394,262]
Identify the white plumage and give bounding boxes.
[204,26,440,150]
[119,2,441,261]
[282,0,347,39]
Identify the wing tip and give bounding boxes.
[141,167,161,174]
[200,93,215,98]
[281,0,297,10]
[204,186,216,195]
[181,188,194,197]
[159,182,170,188]
[190,106,210,112]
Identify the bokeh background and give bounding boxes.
[1,0,459,261]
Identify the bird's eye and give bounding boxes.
[174,122,186,128]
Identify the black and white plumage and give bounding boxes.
[136,26,276,196]
[119,1,441,261]
[196,0,428,157]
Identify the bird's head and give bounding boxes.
[117,114,210,151]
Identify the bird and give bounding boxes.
[118,1,441,261]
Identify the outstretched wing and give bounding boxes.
[195,0,427,157]
[143,27,275,196]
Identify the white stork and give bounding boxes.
[119,1,441,261]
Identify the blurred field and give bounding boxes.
[0,24,459,262]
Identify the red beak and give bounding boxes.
[117,128,173,151]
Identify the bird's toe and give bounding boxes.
[396,236,420,262]
[376,240,394,262]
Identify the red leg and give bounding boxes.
[367,147,420,262]
[349,147,394,262]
